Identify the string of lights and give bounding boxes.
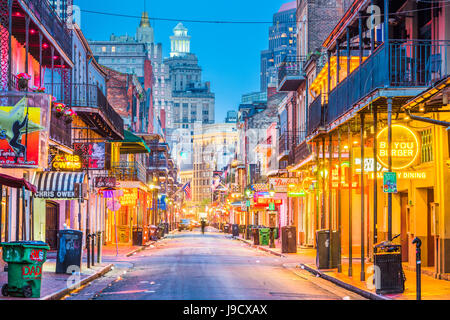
[79,3,450,25]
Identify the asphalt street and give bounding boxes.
[66,228,365,300]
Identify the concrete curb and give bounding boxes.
[125,241,157,257]
[40,263,113,300]
[234,236,286,258]
[299,263,392,301]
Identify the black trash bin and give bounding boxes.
[315,229,340,269]
[132,227,143,246]
[232,224,239,237]
[56,230,83,274]
[373,240,405,294]
[252,227,260,245]
[281,226,297,253]
[223,224,230,233]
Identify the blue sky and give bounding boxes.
[74,0,289,123]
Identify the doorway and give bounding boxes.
[400,193,409,262]
[45,201,59,250]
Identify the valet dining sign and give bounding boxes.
[377,125,420,170]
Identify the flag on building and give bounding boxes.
[182,181,191,200]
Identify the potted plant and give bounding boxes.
[63,108,76,124]
[54,103,66,118]
[32,86,46,93]
[17,73,31,91]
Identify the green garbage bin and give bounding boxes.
[0,241,50,298]
[259,228,270,246]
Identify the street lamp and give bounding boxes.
[268,184,276,248]
[244,187,252,240]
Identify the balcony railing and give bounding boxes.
[308,95,326,136]
[278,131,299,160]
[49,109,72,148]
[278,55,306,91]
[22,0,72,59]
[327,40,450,127]
[111,161,146,183]
[148,158,168,169]
[46,83,124,137]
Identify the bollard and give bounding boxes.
[412,237,422,300]
[269,228,275,248]
[86,233,91,269]
[91,234,95,266]
[97,232,102,264]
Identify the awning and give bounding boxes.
[0,173,37,193]
[113,130,151,154]
[33,172,86,199]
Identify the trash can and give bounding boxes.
[0,241,50,298]
[149,225,158,241]
[132,227,143,246]
[281,226,297,253]
[239,225,245,235]
[157,224,165,238]
[232,224,239,237]
[56,230,83,274]
[373,241,405,294]
[315,229,340,269]
[259,228,270,246]
[223,224,230,233]
[164,223,169,234]
[252,227,260,245]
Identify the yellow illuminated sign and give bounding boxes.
[52,155,82,170]
[119,189,138,206]
[376,125,420,170]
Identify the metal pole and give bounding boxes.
[412,237,422,300]
[7,0,12,91]
[360,113,365,281]
[371,0,375,53]
[338,129,342,273]
[336,40,340,85]
[359,14,363,65]
[316,141,320,235]
[51,47,54,96]
[348,123,353,277]
[387,98,393,241]
[25,17,30,75]
[373,105,378,247]
[0,185,2,243]
[16,188,20,241]
[39,32,43,87]
[328,133,333,269]
[347,27,351,77]
[321,136,326,229]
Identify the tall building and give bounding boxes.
[192,124,237,203]
[89,12,170,133]
[48,0,72,22]
[260,1,297,92]
[225,110,237,123]
[166,23,215,170]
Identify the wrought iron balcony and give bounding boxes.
[278,55,307,92]
[308,95,326,137]
[327,40,450,127]
[49,109,72,148]
[110,161,147,183]
[278,131,299,162]
[21,0,72,60]
[46,83,124,140]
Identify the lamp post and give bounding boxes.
[245,188,252,240]
[269,185,276,248]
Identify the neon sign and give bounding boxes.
[376,125,420,170]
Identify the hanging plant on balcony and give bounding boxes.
[16,73,31,91]
[63,108,76,124]
[32,86,46,93]
[54,102,66,118]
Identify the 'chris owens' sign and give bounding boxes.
[377,125,420,170]
[35,190,76,198]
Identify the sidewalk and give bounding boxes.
[234,233,450,300]
[0,243,149,300]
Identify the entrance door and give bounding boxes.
[400,193,409,262]
[45,201,59,249]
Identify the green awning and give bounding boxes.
[113,130,151,154]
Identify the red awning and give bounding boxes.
[0,173,37,193]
